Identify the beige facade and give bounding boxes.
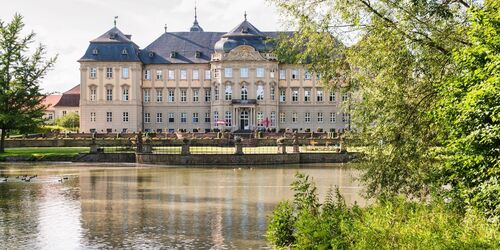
[79,18,350,133]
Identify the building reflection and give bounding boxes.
[75,166,364,248]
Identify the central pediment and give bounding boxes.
[221,45,266,61]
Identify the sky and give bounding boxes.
[0,0,284,94]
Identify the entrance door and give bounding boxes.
[240,111,249,130]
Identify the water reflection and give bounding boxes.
[0,163,364,249]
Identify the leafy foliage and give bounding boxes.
[267,173,499,249]
[55,112,79,130]
[0,14,56,152]
[436,1,500,220]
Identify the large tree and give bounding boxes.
[270,0,498,218]
[0,14,55,152]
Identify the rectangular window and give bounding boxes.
[106,112,112,122]
[304,70,311,80]
[329,91,336,102]
[330,112,336,123]
[156,89,163,102]
[279,89,286,102]
[342,93,349,102]
[192,69,199,80]
[271,111,276,126]
[256,85,264,100]
[204,112,210,123]
[225,111,232,126]
[90,112,96,122]
[168,112,175,123]
[143,89,150,103]
[204,70,211,80]
[205,88,211,102]
[342,113,350,123]
[291,69,299,80]
[279,69,286,80]
[180,89,187,102]
[168,70,175,80]
[240,68,248,78]
[192,112,199,123]
[192,89,199,102]
[270,69,275,78]
[305,112,311,123]
[106,88,113,101]
[144,113,151,123]
[257,112,264,127]
[144,70,151,80]
[256,67,265,78]
[168,89,175,102]
[224,68,232,77]
[89,87,96,101]
[181,112,187,123]
[318,112,323,123]
[106,67,113,78]
[214,86,219,101]
[304,89,311,102]
[156,113,163,123]
[292,112,298,123]
[180,70,187,80]
[156,70,163,80]
[270,86,275,100]
[214,111,219,126]
[122,67,129,78]
[90,68,97,78]
[224,85,232,101]
[122,87,129,101]
[279,112,285,123]
[62,111,67,116]
[317,89,323,102]
[292,89,299,102]
[123,112,129,122]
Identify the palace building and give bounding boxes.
[78,11,350,133]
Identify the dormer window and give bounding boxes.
[242,27,249,33]
[195,51,201,58]
[92,48,99,55]
[121,49,128,55]
[109,33,116,39]
[149,52,155,58]
[170,51,177,58]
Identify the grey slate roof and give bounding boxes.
[80,20,295,64]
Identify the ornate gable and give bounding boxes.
[223,45,266,61]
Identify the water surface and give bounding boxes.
[0,163,364,249]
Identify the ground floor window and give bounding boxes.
[225,111,232,126]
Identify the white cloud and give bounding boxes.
[0,0,282,93]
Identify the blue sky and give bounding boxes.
[1,0,282,93]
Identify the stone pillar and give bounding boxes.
[292,133,300,153]
[135,132,143,153]
[142,137,152,154]
[90,133,99,153]
[181,138,190,155]
[277,138,287,154]
[234,136,243,155]
[339,137,347,153]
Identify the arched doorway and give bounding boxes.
[240,110,249,130]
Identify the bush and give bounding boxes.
[266,173,499,249]
[55,112,79,130]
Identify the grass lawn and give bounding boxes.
[0,147,89,158]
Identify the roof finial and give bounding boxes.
[164,24,167,33]
[194,1,198,22]
[114,16,118,27]
[244,11,247,21]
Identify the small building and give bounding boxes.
[43,85,80,123]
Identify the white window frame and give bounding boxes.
[156,113,163,123]
[106,67,113,78]
[168,70,175,80]
[143,89,150,103]
[156,70,163,80]
[106,112,113,122]
[122,67,129,79]
[180,70,187,80]
[192,69,199,80]
[123,112,129,122]
[279,69,286,80]
[192,89,199,102]
[156,89,163,102]
[144,113,151,123]
[256,67,265,78]
[240,68,248,78]
[180,89,187,102]
[144,70,151,80]
[90,68,97,78]
[204,70,211,80]
[224,68,232,77]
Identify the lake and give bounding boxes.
[0,163,364,249]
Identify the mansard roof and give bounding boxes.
[79,27,141,62]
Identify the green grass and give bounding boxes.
[0,147,89,158]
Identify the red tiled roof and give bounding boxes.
[42,95,62,111]
[64,84,80,94]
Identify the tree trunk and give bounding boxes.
[0,128,5,153]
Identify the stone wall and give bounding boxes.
[136,153,300,165]
[73,153,136,163]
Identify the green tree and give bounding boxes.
[0,14,56,152]
[55,112,79,130]
[436,1,500,219]
[268,0,482,201]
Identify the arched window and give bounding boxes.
[241,86,248,100]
